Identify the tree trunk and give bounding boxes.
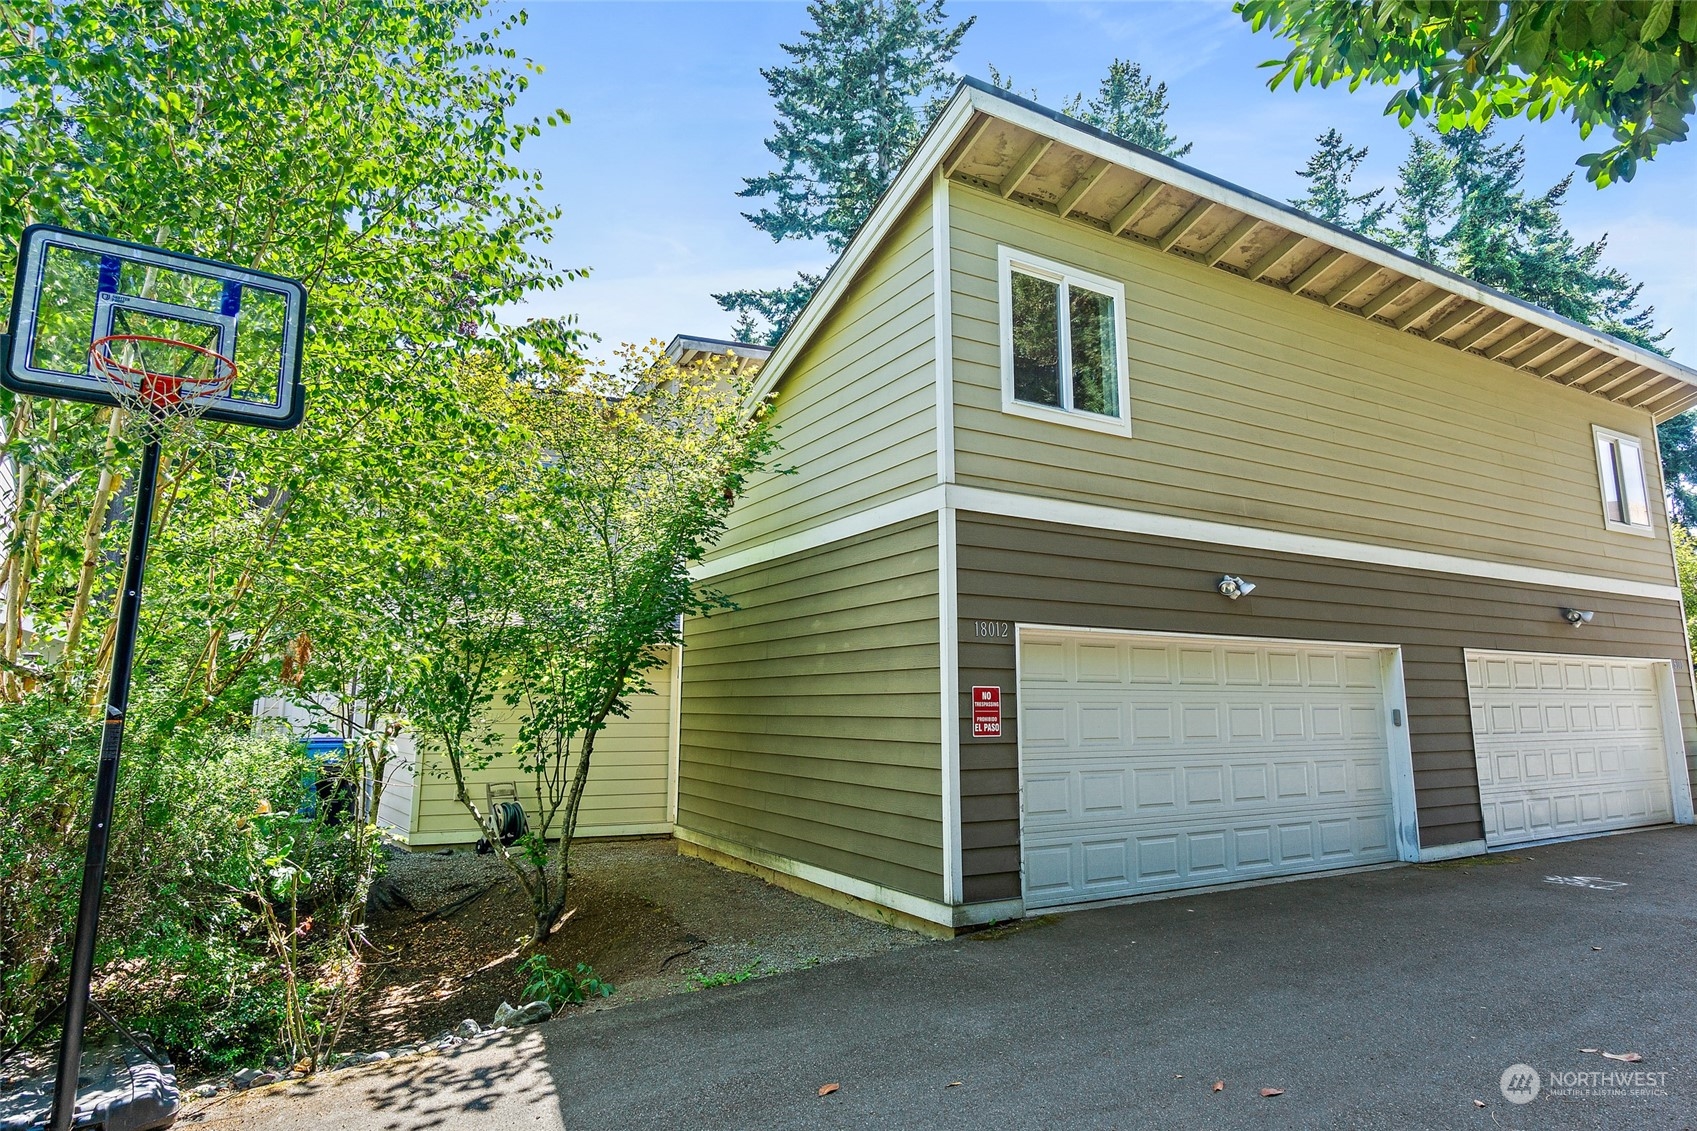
[61,410,127,673]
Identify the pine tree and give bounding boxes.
[717,0,973,345]
[1063,60,1191,158]
[1387,134,1453,263]
[1289,128,1388,234]
[1376,124,1690,518]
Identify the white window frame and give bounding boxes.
[997,246,1132,437]
[1592,425,1655,538]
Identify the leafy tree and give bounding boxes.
[1289,128,1389,232]
[1237,0,1697,187]
[417,345,779,944]
[1064,59,1193,158]
[0,0,572,1064]
[0,0,572,716]
[717,0,974,344]
[1671,522,1697,660]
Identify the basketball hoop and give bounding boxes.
[89,333,238,432]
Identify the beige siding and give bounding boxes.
[678,516,944,899]
[412,653,676,846]
[953,513,1696,903]
[948,184,1678,588]
[712,195,939,558]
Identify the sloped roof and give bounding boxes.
[665,334,772,373]
[752,78,1697,422]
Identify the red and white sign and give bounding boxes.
[971,685,1002,738]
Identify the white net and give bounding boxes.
[89,334,237,437]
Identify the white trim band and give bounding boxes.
[693,486,945,581]
[949,485,1683,602]
[695,485,1679,598]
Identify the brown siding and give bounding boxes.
[679,516,943,900]
[955,513,1697,904]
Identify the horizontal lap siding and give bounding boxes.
[955,514,1696,904]
[948,184,1676,587]
[679,517,944,900]
[375,736,417,840]
[711,195,938,558]
[413,656,675,844]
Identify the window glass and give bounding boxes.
[1619,440,1650,527]
[1598,435,1625,524]
[1010,270,1061,407]
[1069,285,1119,417]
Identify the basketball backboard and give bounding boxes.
[4,225,306,429]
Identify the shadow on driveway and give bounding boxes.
[204,828,1697,1131]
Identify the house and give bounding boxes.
[667,78,1697,936]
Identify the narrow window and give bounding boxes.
[1000,248,1129,434]
[1069,285,1119,418]
[1593,427,1654,535]
[1010,270,1061,407]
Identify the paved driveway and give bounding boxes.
[199,828,1697,1130]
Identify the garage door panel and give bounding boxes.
[1023,757,1388,827]
[1021,811,1395,900]
[1020,633,1399,907]
[1467,649,1674,848]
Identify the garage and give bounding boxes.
[1018,629,1408,909]
[1466,650,1679,848]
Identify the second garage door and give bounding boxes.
[1467,650,1675,848]
[1019,630,1401,908]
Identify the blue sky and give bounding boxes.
[507,1,1697,362]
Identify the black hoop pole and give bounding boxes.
[48,435,162,1131]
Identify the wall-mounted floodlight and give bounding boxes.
[1561,608,1595,627]
[1217,575,1256,600]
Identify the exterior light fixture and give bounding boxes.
[1562,608,1595,627]
[1217,575,1256,600]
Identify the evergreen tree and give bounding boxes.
[1290,129,1389,234]
[1373,124,1691,518]
[717,0,973,344]
[1063,59,1192,158]
[1387,134,1454,263]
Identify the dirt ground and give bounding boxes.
[344,837,927,1051]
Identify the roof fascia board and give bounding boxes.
[743,92,976,411]
[957,80,1697,401]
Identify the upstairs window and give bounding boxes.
[1593,426,1653,536]
[998,248,1130,435]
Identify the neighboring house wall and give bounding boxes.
[947,184,1678,588]
[376,733,418,838]
[255,655,676,847]
[953,514,1697,903]
[711,194,939,559]
[677,515,944,901]
[409,654,677,846]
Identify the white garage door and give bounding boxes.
[1019,631,1400,909]
[1467,650,1675,847]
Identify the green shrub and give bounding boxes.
[517,954,614,1008]
[1,688,381,1072]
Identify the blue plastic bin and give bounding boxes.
[300,735,352,820]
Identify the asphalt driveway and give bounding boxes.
[199,828,1697,1130]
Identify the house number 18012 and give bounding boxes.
[971,620,1012,639]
